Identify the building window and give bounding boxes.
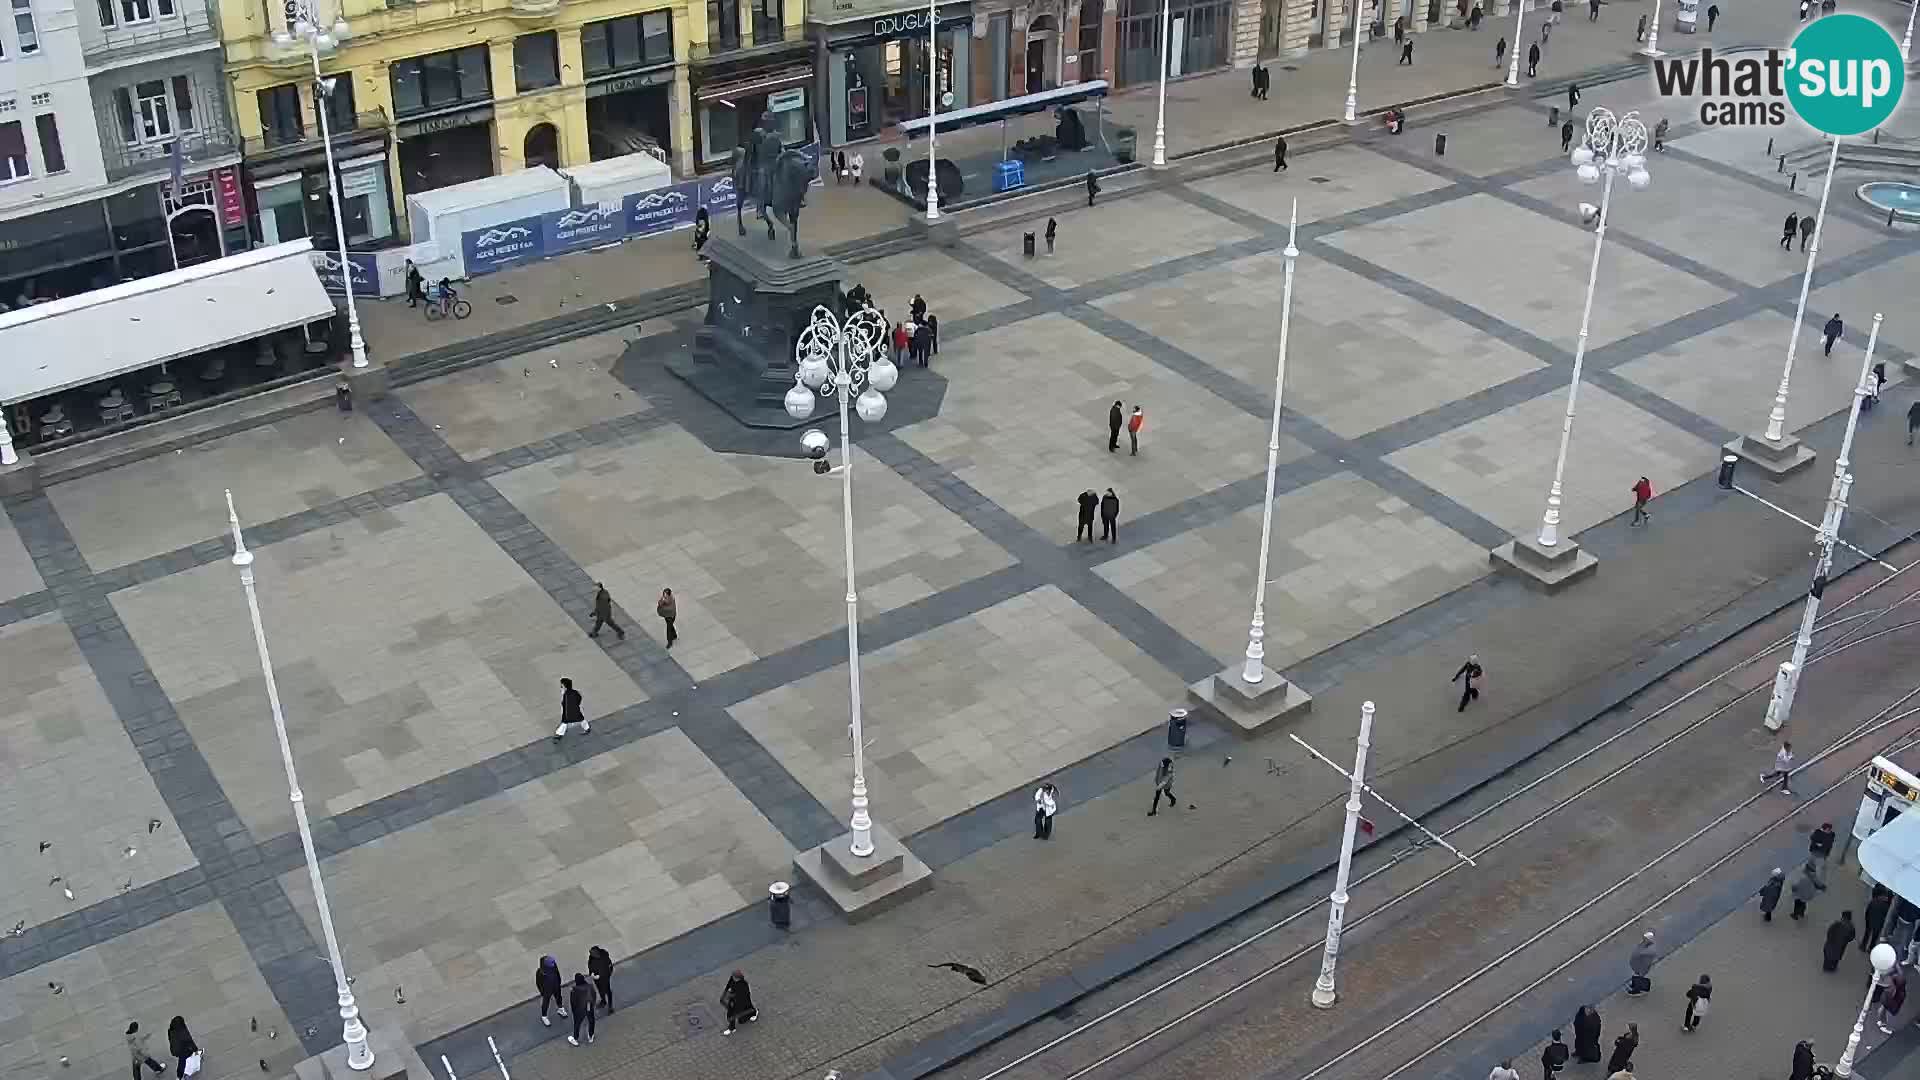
[0,121,27,180]
[134,81,171,140]
[258,84,303,146]
[513,31,560,92]
[707,0,739,51]
[96,0,111,27]
[389,45,492,116]
[318,73,355,132]
[171,74,194,130]
[582,11,672,76]
[752,0,781,43]
[13,0,38,54]
[255,178,307,245]
[119,0,150,23]
[34,113,62,172]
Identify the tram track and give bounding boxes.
[938,550,1920,1080]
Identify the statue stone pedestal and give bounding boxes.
[668,231,846,429]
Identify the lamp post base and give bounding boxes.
[1490,534,1598,592]
[1725,432,1817,479]
[909,212,959,248]
[794,822,932,922]
[1186,663,1313,736]
[1310,984,1338,1008]
[342,359,389,405]
[0,447,40,496]
[290,1025,421,1080]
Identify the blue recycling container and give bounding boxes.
[993,159,1026,193]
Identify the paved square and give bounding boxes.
[843,247,1031,323]
[276,728,791,1043]
[1095,251,1545,439]
[1384,384,1715,538]
[1812,250,1920,360]
[0,612,195,929]
[732,585,1184,838]
[398,326,655,460]
[0,903,297,1080]
[969,190,1255,289]
[47,409,419,572]
[1613,310,1900,437]
[895,313,1271,536]
[1096,472,1487,667]
[1323,192,1733,352]
[110,495,643,840]
[0,509,41,601]
[491,426,1013,681]
[1414,106,1569,178]
[1187,145,1451,226]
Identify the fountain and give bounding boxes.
[1859,181,1920,219]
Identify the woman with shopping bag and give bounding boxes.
[167,1017,200,1077]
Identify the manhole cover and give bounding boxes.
[495,294,519,305]
[1282,65,1299,71]
[679,1002,718,1036]
[1310,176,1332,184]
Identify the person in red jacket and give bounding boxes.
[1631,476,1653,527]
[892,321,910,367]
[1127,406,1144,456]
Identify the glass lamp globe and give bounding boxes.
[1576,162,1601,184]
[1622,151,1646,170]
[331,18,349,38]
[854,388,887,423]
[272,29,291,44]
[1570,145,1595,167]
[784,384,817,420]
[1874,942,1900,974]
[295,17,312,36]
[315,32,333,48]
[867,357,899,393]
[1627,168,1650,190]
[796,354,830,389]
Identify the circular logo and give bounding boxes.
[1785,14,1906,136]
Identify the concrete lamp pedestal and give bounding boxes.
[1725,432,1817,478]
[794,823,931,922]
[1903,357,1920,382]
[1490,534,1598,592]
[290,1025,427,1080]
[910,212,959,249]
[343,360,389,404]
[0,447,40,496]
[1186,664,1313,735]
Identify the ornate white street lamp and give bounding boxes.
[1152,0,1171,166]
[1532,107,1650,553]
[1311,700,1374,1008]
[0,415,15,466]
[925,0,941,220]
[1838,943,1900,1075]
[227,491,374,1070]
[1904,0,1917,61]
[1642,0,1663,55]
[1505,0,1526,87]
[274,4,367,370]
[1342,0,1367,123]
[1756,134,1843,452]
[1241,203,1299,686]
[785,306,897,857]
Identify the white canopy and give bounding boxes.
[0,239,335,405]
[1860,806,1920,904]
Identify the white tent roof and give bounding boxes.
[1860,808,1920,904]
[0,240,334,405]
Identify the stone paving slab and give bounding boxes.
[840,247,1032,325]
[966,190,1256,289]
[1095,249,1547,439]
[0,902,298,1080]
[1096,470,1488,669]
[1385,382,1715,539]
[489,425,1013,683]
[274,728,793,1045]
[0,509,42,603]
[45,408,420,573]
[1813,252,1920,362]
[109,494,643,841]
[732,584,1186,839]
[1187,144,1453,227]
[0,611,196,931]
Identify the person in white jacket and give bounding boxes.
[1033,782,1058,840]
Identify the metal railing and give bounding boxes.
[102,127,241,182]
[79,5,218,68]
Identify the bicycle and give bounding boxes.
[423,283,472,321]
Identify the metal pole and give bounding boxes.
[1838,947,1897,1076]
[1312,700,1374,1008]
[1342,0,1364,123]
[1904,0,1917,61]
[1765,313,1880,730]
[1765,137,1842,443]
[1151,0,1170,166]
[925,0,940,221]
[1537,165,1615,548]
[0,413,15,466]
[227,491,373,1070]
[1505,0,1525,86]
[1242,203,1299,686]
[837,363,874,857]
[1642,0,1663,55]
[309,32,367,369]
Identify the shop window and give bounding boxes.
[514,31,561,92]
[389,45,492,116]
[255,179,307,245]
[583,11,674,75]
[338,162,393,245]
[707,0,739,51]
[259,84,304,146]
[752,0,781,43]
[12,0,37,54]
[0,121,27,181]
[34,113,62,173]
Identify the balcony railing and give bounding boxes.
[243,108,388,159]
[103,127,241,182]
[79,6,219,69]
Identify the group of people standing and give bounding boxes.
[533,951,618,1046]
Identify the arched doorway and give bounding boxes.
[1027,14,1059,92]
[524,123,560,171]
[166,205,222,269]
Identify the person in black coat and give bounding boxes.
[1274,135,1289,172]
[1076,490,1099,542]
[1108,400,1124,452]
[1540,1030,1570,1077]
[1790,1038,1817,1080]
[567,973,595,1045]
[1824,314,1845,357]
[1454,655,1483,712]
[588,945,614,1012]
[1825,911,1858,971]
[1605,1022,1638,1072]
[405,261,424,308]
[1045,217,1058,253]
[1527,41,1541,76]
[913,321,933,368]
[167,1017,198,1078]
[910,293,927,322]
[1759,867,1786,921]
[722,970,758,1034]
[1085,170,1100,207]
[1866,885,1894,952]
[1099,488,1121,544]
[535,956,567,1025]
[1571,1005,1602,1062]
[1683,973,1712,1030]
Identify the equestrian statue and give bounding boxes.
[728,113,812,259]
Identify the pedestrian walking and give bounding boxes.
[1470,3,1483,27]
[588,945,614,1012]
[1782,212,1801,249]
[1588,0,1598,20]
[1866,885,1894,952]
[1274,135,1290,172]
[1256,63,1271,98]
[1879,969,1907,1032]
[1872,361,1886,408]
[1077,489,1099,541]
[588,583,625,640]
[1761,740,1796,794]
[656,588,677,648]
[1108,400,1123,452]
[1824,911,1858,971]
[567,973,595,1046]
[1630,476,1653,526]
[1046,217,1058,253]
[1453,654,1483,712]
[1561,121,1575,153]
[1541,1030,1570,1078]
[1759,867,1786,921]
[535,955,568,1024]
[1148,756,1177,816]
[1568,83,1580,110]
[127,1023,166,1080]
[1707,2,1719,28]
[1489,1060,1520,1080]
[1495,35,1508,66]
[833,149,847,184]
[1790,1039,1816,1080]
[1100,487,1120,544]
[892,320,909,366]
[1894,895,1920,960]
[1606,1023,1639,1072]
[1127,405,1144,456]
[928,313,940,358]
[1033,781,1057,838]
[1799,0,1810,19]
[1085,170,1101,207]
[914,320,933,368]
[406,260,424,308]
[1682,974,1712,1030]
[1400,39,1414,64]
[1653,118,1669,151]
[1527,41,1541,77]
[1572,1005,1603,1062]
[1907,400,1920,444]
[1792,860,1820,920]
[1824,313,1844,356]
[1636,12,1647,39]
[721,970,758,1034]
[552,678,588,741]
[1810,821,1837,887]
[166,1018,198,1079]
[1800,214,1816,251]
[1628,930,1657,994]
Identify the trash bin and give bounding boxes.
[768,881,791,928]
[1549,105,1560,128]
[1023,232,1036,258]
[1434,132,1447,156]
[1717,453,1738,490]
[1167,708,1188,749]
[335,380,353,413]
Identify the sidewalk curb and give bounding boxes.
[853,520,1920,1080]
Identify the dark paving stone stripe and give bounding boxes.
[1659,142,1906,233]
[1588,368,1739,446]
[1307,242,1575,368]
[0,586,58,629]
[0,871,205,979]
[0,493,340,1056]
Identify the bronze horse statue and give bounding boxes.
[729,116,812,258]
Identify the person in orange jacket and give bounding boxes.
[1127,405,1144,456]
